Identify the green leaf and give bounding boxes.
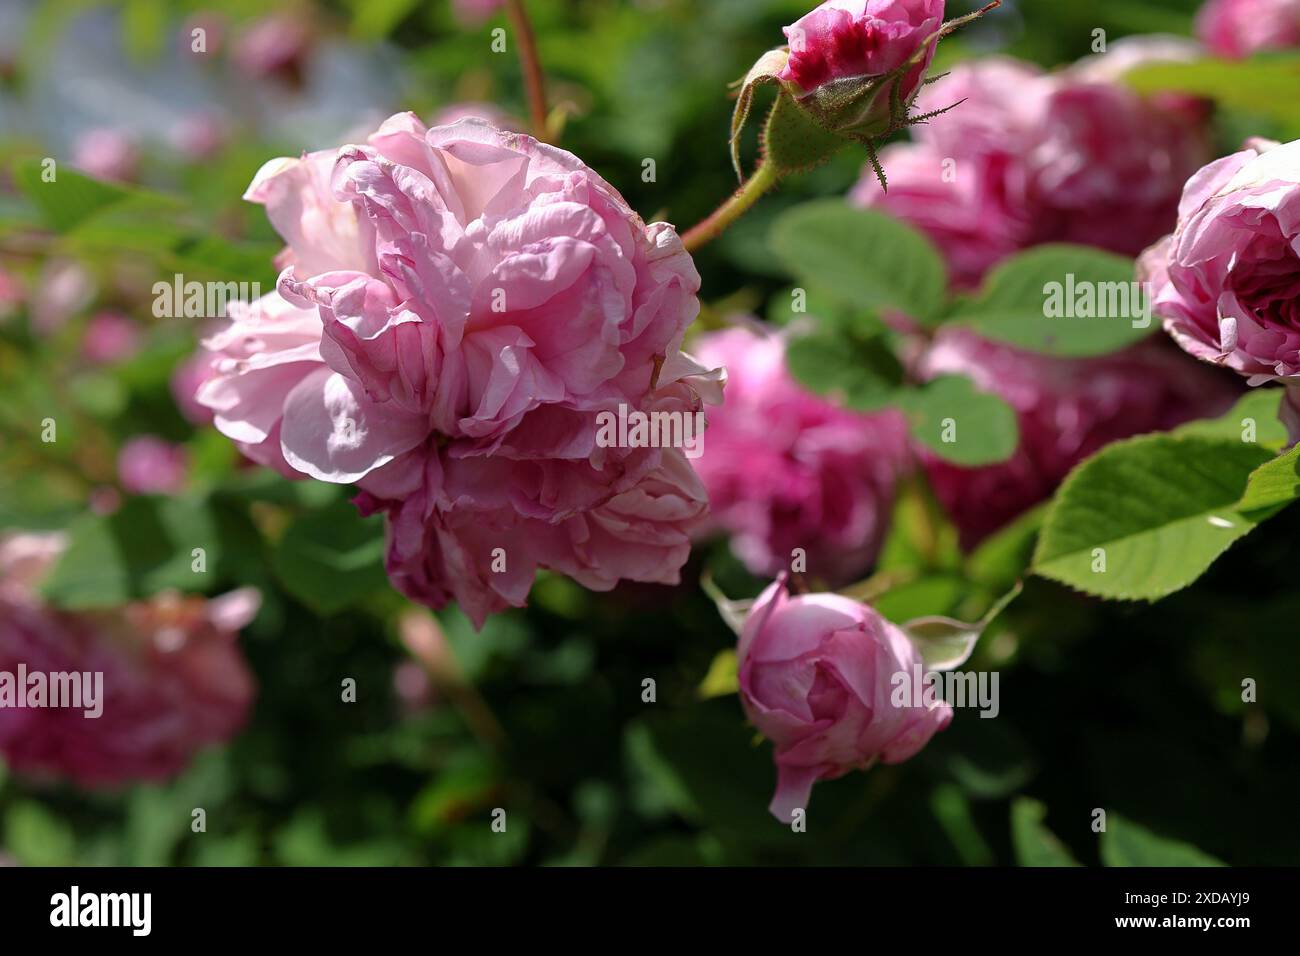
[1011,798,1080,867]
[1236,445,1300,515]
[1101,814,1225,867]
[1174,388,1288,450]
[950,245,1152,356]
[271,500,389,615]
[41,496,221,608]
[697,649,739,699]
[769,200,948,323]
[785,331,904,411]
[1032,435,1277,601]
[12,159,133,232]
[897,375,1019,466]
[1125,56,1300,131]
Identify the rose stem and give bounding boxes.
[681,160,780,254]
[506,0,550,141]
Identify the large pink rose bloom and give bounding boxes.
[918,330,1239,547]
[739,577,951,821]
[1196,0,1300,58]
[1140,140,1300,434]
[856,58,1210,286]
[692,326,909,583]
[0,533,258,788]
[779,0,945,95]
[196,115,716,626]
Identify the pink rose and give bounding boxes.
[170,352,219,425]
[453,0,507,26]
[196,115,717,626]
[779,0,945,95]
[692,326,909,582]
[857,58,1209,286]
[738,577,952,820]
[72,128,140,183]
[918,329,1239,547]
[81,310,140,365]
[232,13,313,82]
[117,436,189,496]
[0,533,258,788]
[1196,0,1300,58]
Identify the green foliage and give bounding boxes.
[1125,55,1300,134]
[1033,436,1285,601]
[769,200,948,322]
[1011,799,1080,867]
[271,500,390,616]
[949,245,1155,356]
[1101,815,1225,867]
[898,375,1019,466]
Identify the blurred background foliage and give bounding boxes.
[1,0,1298,866]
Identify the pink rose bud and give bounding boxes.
[1196,0,1300,58]
[196,114,720,627]
[0,533,258,788]
[778,0,946,137]
[71,128,140,183]
[117,436,189,495]
[738,577,952,821]
[918,329,1239,547]
[857,57,1210,286]
[81,310,140,365]
[1141,138,1300,434]
[692,326,909,583]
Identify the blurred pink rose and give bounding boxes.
[738,577,951,820]
[197,114,717,626]
[0,533,257,788]
[233,13,313,81]
[857,58,1210,286]
[170,352,219,425]
[1196,0,1300,58]
[779,0,944,95]
[32,260,94,335]
[81,311,140,365]
[72,128,140,183]
[170,114,229,161]
[692,326,909,582]
[117,436,189,495]
[918,329,1239,547]
[453,0,507,26]
[0,266,23,322]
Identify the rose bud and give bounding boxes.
[692,326,910,583]
[1196,0,1300,59]
[738,577,952,821]
[1140,138,1300,436]
[729,0,998,185]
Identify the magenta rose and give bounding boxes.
[918,329,1239,547]
[692,326,909,583]
[738,577,952,821]
[196,114,717,626]
[1196,0,1300,58]
[0,533,258,788]
[857,57,1210,286]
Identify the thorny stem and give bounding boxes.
[681,160,780,254]
[505,0,550,142]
